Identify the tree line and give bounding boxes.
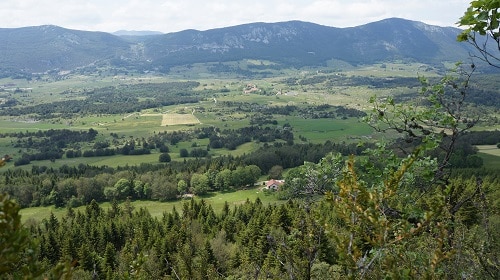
[218,101,367,119]
[0,139,363,208]
[0,81,205,118]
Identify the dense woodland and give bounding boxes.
[1,155,499,279]
[0,139,360,208]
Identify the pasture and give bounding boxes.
[477,145,500,169]
[477,145,500,156]
[282,117,372,143]
[20,186,279,223]
[159,113,201,126]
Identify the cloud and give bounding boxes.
[296,0,468,28]
[299,0,388,26]
[1,0,105,28]
[0,0,470,32]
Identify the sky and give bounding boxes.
[0,0,470,33]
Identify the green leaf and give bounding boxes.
[471,1,484,8]
[478,11,490,21]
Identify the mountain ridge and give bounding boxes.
[0,18,477,74]
[113,30,163,36]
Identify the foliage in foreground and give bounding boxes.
[458,0,500,68]
[324,62,499,279]
[1,162,498,280]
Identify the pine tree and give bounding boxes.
[102,242,117,271]
[60,233,77,262]
[77,243,95,272]
[43,230,61,265]
[0,193,42,277]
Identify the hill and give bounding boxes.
[144,18,474,71]
[113,30,163,36]
[0,25,131,73]
[0,18,479,73]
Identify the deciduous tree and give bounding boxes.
[458,0,500,67]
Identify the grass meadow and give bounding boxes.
[20,186,279,223]
[282,117,372,143]
[477,145,500,169]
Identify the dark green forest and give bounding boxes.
[1,160,498,279]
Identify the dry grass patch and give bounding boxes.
[142,113,201,126]
[477,145,500,156]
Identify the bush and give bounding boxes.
[159,145,169,153]
[179,148,189,158]
[14,156,30,166]
[159,153,171,163]
[189,148,208,158]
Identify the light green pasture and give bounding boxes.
[477,145,500,157]
[20,186,279,223]
[280,117,372,143]
[477,145,500,169]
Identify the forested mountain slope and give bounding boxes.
[0,18,478,73]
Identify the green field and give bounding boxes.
[284,117,372,143]
[477,145,500,168]
[20,186,279,223]
[477,145,500,156]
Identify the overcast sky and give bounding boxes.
[1,0,470,33]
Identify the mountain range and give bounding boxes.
[0,18,479,74]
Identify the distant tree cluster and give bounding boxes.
[220,101,366,119]
[0,81,204,118]
[5,128,98,149]
[0,138,368,208]
[209,126,294,150]
[283,74,422,89]
[242,140,368,173]
[4,129,98,166]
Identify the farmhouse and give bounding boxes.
[243,84,259,94]
[265,179,285,191]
